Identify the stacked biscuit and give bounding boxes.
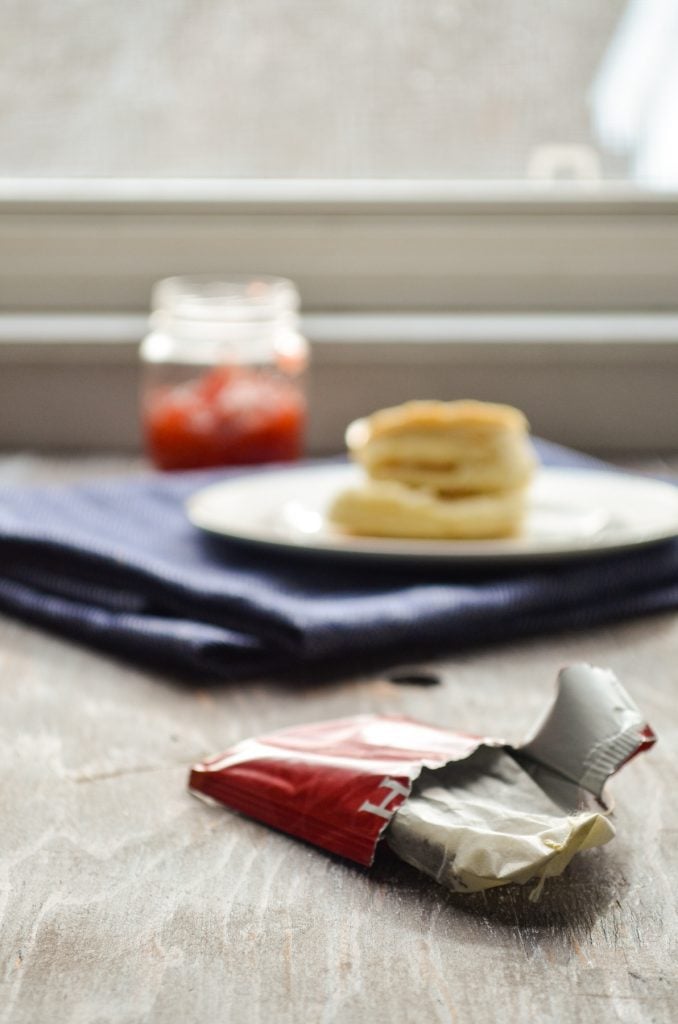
[328,400,537,539]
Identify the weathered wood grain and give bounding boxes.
[1,457,677,1024]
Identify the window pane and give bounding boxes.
[1,0,676,184]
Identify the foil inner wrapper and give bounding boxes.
[386,664,655,896]
[386,747,613,898]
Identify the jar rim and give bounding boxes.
[153,274,299,323]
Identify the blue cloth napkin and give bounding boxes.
[0,441,676,680]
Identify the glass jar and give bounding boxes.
[140,275,309,470]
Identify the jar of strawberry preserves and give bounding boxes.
[140,276,309,470]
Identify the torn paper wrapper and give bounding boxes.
[189,664,656,895]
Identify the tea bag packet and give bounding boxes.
[189,665,655,896]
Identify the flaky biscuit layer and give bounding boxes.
[346,400,530,450]
[328,480,528,540]
[358,428,536,494]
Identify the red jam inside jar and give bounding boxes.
[141,276,309,471]
[143,365,306,471]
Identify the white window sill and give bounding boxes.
[2,179,678,313]
[1,311,677,454]
[2,180,677,454]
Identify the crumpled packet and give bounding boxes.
[189,664,656,896]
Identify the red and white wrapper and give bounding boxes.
[189,665,656,894]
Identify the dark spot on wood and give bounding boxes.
[389,668,441,687]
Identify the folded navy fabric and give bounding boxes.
[0,441,676,680]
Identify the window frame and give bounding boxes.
[2,178,678,313]
[1,178,678,453]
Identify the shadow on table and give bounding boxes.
[366,843,625,932]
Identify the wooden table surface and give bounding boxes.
[1,457,677,1024]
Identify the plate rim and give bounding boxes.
[186,462,678,566]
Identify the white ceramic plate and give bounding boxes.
[186,463,678,566]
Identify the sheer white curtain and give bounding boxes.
[1,0,628,181]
